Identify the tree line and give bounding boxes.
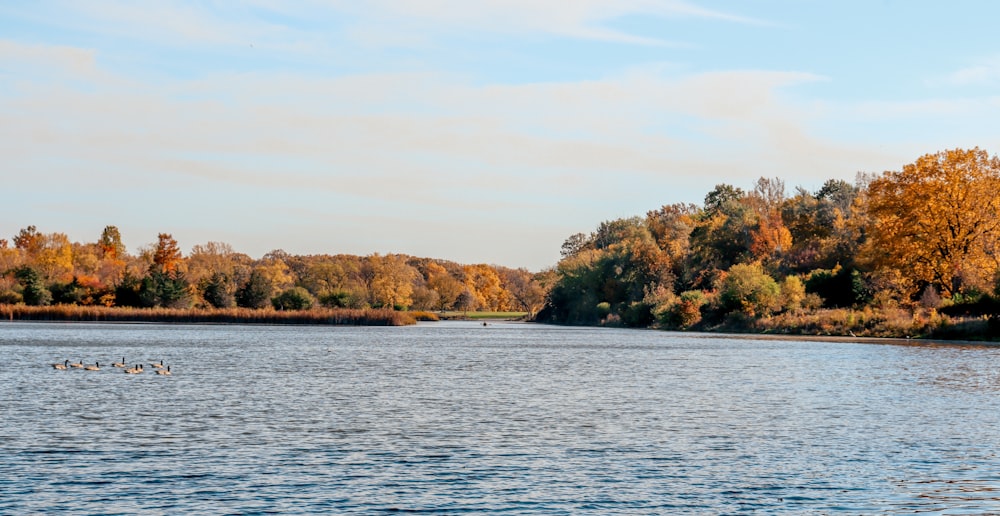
[0,229,550,316]
[538,148,1000,329]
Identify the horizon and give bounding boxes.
[4,1,1000,270]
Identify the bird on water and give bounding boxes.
[112,357,126,368]
[69,360,84,369]
[52,360,69,370]
[156,366,171,376]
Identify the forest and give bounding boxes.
[0,229,551,318]
[3,148,1000,338]
[538,147,1000,338]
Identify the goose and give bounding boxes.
[112,357,126,368]
[84,362,100,371]
[150,360,165,369]
[124,364,143,374]
[69,360,84,369]
[52,360,69,370]
[156,366,171,376]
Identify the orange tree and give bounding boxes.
[866,148,1000,297]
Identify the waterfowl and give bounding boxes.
[52,360,69,370]
[124,364,143,374]
[156,366,171,376]
[69,360,84,369]
[112,357,126,368]
[150,360,164,369]
[84,362,100,371]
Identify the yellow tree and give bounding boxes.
[462,264,510,311]
[35,232,74,283]
[866,148,1000,297]
[364,254,416,309]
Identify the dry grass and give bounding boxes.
[750,307,994,340]
[0,304,416,326]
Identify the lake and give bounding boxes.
[2,320,1000,514]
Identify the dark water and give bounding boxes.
[2,321,1000,514]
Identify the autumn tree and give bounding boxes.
[98,226,126,260]
[747,177,792,263]
[152,233,183,274]
[362,254,416,309]
[13,226,42,255]
[865,148,1000,297]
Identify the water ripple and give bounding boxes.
[3,321,1000,513]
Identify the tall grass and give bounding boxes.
[0,304,416,326]
[750,307,995,340]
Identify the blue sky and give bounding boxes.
[3,1,1000,270]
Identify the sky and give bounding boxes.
[3,1,1000,270]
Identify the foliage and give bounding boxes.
[201,272,236,309]
[717,263,780,318]
[865,148,1000,297]
[236,270,273,309]
[272,287,315,310]
[14,266,52,306]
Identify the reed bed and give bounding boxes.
[0,304,417,326]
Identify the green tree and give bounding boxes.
[272,287,314,310]
[201,272,236,308]
[236,270,273,309]
[14,266,51,306]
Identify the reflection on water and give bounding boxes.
[2,321,1000,513]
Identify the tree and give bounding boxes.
[98,226,126,260]
[236,269,274,309]
[13,225,42,254]
[14,266,51,306]
[865,148,1000,297]
[152,233,183,274]
[201,272,236,308]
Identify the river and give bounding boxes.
[2,320,999,514]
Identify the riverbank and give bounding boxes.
[683,306,1000,343]
[0,304,417,326]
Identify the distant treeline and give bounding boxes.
[0,305,416,326]
[537,148,1000,338]
[0,228,550,318]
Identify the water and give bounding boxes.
[2,321,1000,514]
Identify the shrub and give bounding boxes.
[718,263,780,317]
[660,290,706,329]
[272,287,315,311]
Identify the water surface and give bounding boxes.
[2,321,1000,513]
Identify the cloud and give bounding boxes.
[939,56,1000,87]
[292,0,764,47]
[0,39,99,80]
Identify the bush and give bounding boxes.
[272,287,315,311]
[718,263,780,317]
[0,290,23,305]
[660,290,706,329]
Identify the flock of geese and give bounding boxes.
[52,357,172,375]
